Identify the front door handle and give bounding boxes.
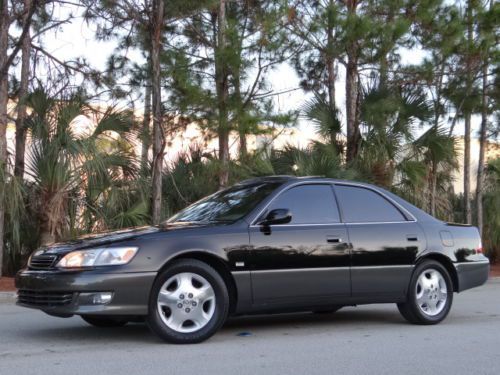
[326,236,342,243]
[406,235,419,242]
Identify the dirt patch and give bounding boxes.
[0,277,16,292]
[490,263,500,278]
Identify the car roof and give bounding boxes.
[237,175,373,187]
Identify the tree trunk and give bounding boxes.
[216,0,229,187]
[141,76,152,175]
[233,58,246,158]
[429,162,437,217]
[463,0,473,225]
[238,129,247,158]
[14,0,32,179]
[345,53,359,162]
[463,113,472,224]
[476,59,488,235]
[326,0,336,111]
[151,0,165,224]
[0,0,10,276]
[345,1,360,163]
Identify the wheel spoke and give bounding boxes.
[176,273,193,291]
[195,284,213,303]
[418,274,431,291]
[158,290,178,307]
[170,315,186,331]
[190,306,211,328]
[429,271,440,288]
[438,290,447,302]
[416,292,426,305]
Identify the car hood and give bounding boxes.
[36,223,214,255]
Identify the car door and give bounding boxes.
[248,183,350,308]
[334,183,425,300]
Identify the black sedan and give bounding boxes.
[16,176,490,343]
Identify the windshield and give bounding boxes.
[167,182,282,224]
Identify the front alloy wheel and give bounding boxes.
[147,259,229,344]
[398,260,453,325]
[157,272,216,333]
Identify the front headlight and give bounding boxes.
[57,247,138,268]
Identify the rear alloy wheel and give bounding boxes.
[81,315,128,327]
[147,259,229,344]
[397,260,453,325]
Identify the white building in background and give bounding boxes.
[161,121,319,165]
[4,101,319,174]
[5,100,498,194]
[453,137,500,194]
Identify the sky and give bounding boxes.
[35,4,484,140]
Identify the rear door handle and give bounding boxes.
[406,235,418,242]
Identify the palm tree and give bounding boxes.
[302,95,343,154]
[404,126,458,219]
[483,158,500,262]
[24,89,141,244]
[356,83,432,188]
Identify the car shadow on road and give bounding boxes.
[223,307,406,331]
[20,322,158,344]
[15,306,406,345]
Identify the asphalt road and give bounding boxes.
[1,279,499,375]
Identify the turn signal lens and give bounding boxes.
[57,247,138,268]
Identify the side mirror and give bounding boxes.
[259,209,292,226]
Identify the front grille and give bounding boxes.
[17,290,74,307]
[29,254,58,270]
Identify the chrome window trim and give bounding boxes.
[249,222,346,228]
[249,180,417,227]
[343,221,417,225]
[350,265,415,270]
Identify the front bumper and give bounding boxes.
[455,260,490,292]
[15,269,157,316]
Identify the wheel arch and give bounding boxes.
[416,253,459,292]
[157,251,238,314]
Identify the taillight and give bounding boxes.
[476,240,483,254]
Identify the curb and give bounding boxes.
[0,292,16,303]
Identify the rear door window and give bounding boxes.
[335,185,406,223]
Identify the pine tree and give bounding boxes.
[285,0,386,162]
[172,0,295,187]
[14,0,33,179]
[0,0,37,276]
[84,0,210,223]
[476,0,497,235]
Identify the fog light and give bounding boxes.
[79,292,113,305]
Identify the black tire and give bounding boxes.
[397,260,453,325]
[81,315,128,327]
[146,259,229,344]
[313,306,343,314]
